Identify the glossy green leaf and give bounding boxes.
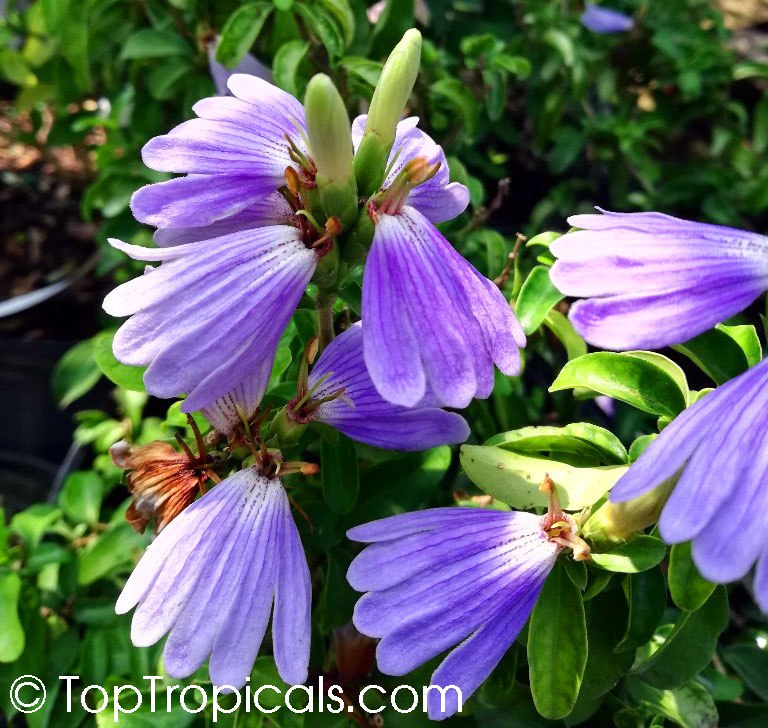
[543,309,587,361]
[564,558,588,591]
[321,434,359,514]
[120,30,192,60]
[460,444,627,510]
[216,3,272,68]
[341,56,383,90]
[635,586,729,689]
[273,40,310,97]
[77,523,146,585]
[718,323,762,366]
[550,352,688,418]
[319,0,355,48]
[52,339,101,408]
[626,677,718,728]
[580,588,634,701]
[295,5,344,60]
[515,266,564,335]
[669,541,716,612]
[723,644,768,701]
[93,331,146,392]
[528,560,587,719]
[485,422,627,466]
[590,536,667,574]
[11,504,61,552]
[616,567,667,652]
[58,471,103,525]
[674,327,751,385]
[0,569,24,662]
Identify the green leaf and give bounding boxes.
[58,471,103,525]
[485,423,627,466]
[148,57,194,101]
[460,444,627,510]
[429,78,480,139]
[77,523,146,585]
[515,266,564,335]
[11,504,61,552]
[319,0,355,49]
[0,569,24,662]
[528,560,587,719]
[616,567,667,652]
[550,352,688,418]
[674,328,751,385]
[564,558,588,591]
[273,40,310,97]
[754,95,768,154]
[295,5,344,60]
[718,323,762,366]
[342,56,383,90]
[93,331,146,392]
[723,644,768,701]
[580,588,634,701]
[668,541,716,612]
[52,339,101,408]
[216,3,273,68]
[626,677,718,728]
[527,231,562,249]
[543,310,587,361]
[321,434,359,514]
[635,586,729,689]
[591,536,667,574]
[120,30,192,60]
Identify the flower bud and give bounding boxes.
[354,29,422,196]
[305,74,359,227]
[582,477,675,548]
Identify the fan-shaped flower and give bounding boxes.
[581,3,633,33]
[131,75,307,231]
[550,208,768,350]
[347,495,586,719]
[103,226,319,413]
[287,323,470,450]
[611,357,768,611]
[354,117,526,408]
[116,468,310,687]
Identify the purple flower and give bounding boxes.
[287,323,469,450]
[116,468,310,687]
[347,506,580,718]
[130,75,307,230]
[611,357,768,611]
[354,117,526,408]
[550,209,768,350]
[581,3,634,33]
[206,37,273,96]
[102,227,318,413]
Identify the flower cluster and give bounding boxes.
[104,25,768,724]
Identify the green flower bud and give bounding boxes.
[354,28,422,196]
[304,74,359,228]
[582,477,675,548]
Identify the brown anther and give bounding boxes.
[325,215,343,237]
[305,337,319,366]
[285,166,301,197]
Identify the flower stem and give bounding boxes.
[316,295,336,352]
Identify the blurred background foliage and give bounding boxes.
[1,0,768,726]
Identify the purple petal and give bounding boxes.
[104,227,316,412]
[347,508,556,716]
[551,208,768,350]
[362,207,524,408]
[308,324,469,450]
[611,358,768,600]
[131,174,277,229]
[352,115,470,223]
[117,469,310,688]
[153,193,293,246]
[581,3,633,33]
